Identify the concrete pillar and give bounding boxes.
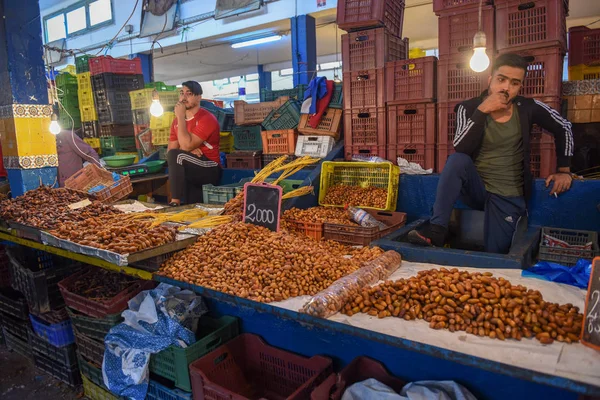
[257,64,272,92]
[290,15,317,87]
[134,53,154,84]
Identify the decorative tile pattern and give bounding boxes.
[0,104,53,119]
[563,79,600,96]
[3,155,59,169]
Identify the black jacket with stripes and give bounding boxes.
[452,93,574,199]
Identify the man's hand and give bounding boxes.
[545,173,573,196]
[478,92,510,114]
[174,102,186,119]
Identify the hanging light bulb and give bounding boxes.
[149,90,164,117]
[49,113,61,135]
[470,31,490,73]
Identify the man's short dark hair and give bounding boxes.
[492,53,528,74]
[181,81,202,96]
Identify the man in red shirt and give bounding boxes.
[167,81,221,205]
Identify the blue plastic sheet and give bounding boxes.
[103,284,207,400]
[522,259,592,289]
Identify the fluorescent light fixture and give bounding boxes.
[320,61,342,70]
[231,35,282,48]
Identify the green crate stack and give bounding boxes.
[100,137,137,157]
[75,55,92,73]
[56,72,81,129]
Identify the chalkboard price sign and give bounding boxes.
[582,257,600,351]
[243,182,282,232]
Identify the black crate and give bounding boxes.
[81,121,99,138]
[0,287,29,320]
[133,109,151,126]
[66,307,122,342]
[1,313,31,340]
[94,89,132,109]
[11,245,68,271]
[98,105,134,126]
[91,73,144,92]
[3,327,32,359]
[99,124,135,137]
[539,227,599,266]
[28,330,78,367]
[34,352,81,386]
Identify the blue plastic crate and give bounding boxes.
[147,380,192,400]
[30,313,75,347]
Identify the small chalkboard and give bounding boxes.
[243,182,282,232]
[582,257,600,351]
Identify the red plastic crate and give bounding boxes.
[437,101,460,146]
[342,69,385,109]
[343,107,386,147]
[387,102,436,145]
[189,333,332,400]
[386,57,437,103]
[568,26,600,67]
[530,140,556,178]
[344,145,387,161]
[436,144,456,172]
[89,56,142,76]
[261,129,298,155]
[388,143,435,169]
[341,28,408,72]
[437,55,490,102]
[438,6,495,57]
[495,0,567,52]
[433,0,492,14]
[225,151,263,169]
[498,47,565,98]
[337,0,406,37]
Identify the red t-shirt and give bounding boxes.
[170,108,221,165]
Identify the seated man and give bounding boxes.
[408,54,574,254]
[167,81,221,206]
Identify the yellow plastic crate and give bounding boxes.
[220,131,234,153]
[569,65,600,81]
[84,138,100,148]
[60,65,76,75]
[77,72,92,92]
[319,161,400,211]
[81,374,119,400]
[151,127,170,146]
[149,112,175,130]
[116,152,139,163]
[78,89,95,109]
[129,88,179,111]
[80,105,97,122]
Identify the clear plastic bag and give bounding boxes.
[300,250,401,318]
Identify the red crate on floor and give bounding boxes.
[495,0,567,52]
[337,0,405,37]
[438,5,495,57]
[345,145,387,160]
[499,47,565,98]
[387,102,436,145]
[433,0,492,14]
[388,143,435,169]
[89,56,143,76]
[344,107,386,147]
[261,129,298,155]
[342,69,385,109]
[342,28,408,72]
[530,140,556,178]
[225,151,263,169]
[386,57,437,103]
[437,55,490,102]
[568,26,600,67]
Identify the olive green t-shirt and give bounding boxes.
[474,110,524,197]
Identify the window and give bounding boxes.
[43,0,114,42]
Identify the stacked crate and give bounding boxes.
[56,72,81,129]
[337,0,408,160]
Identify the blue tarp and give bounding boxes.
[522,259,592,289]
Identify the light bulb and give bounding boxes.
[470,47,490,72]
[49,115,61,135]
[150,99,164,117]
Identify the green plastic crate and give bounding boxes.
[59,112,81,129]
[262,100,301,131]
[329,82,343,109]
[145,81,177,91]
[232,125,262,151]
[238,177,303,194]
[67,307,122,342]
[100,136,136,152]
[149,316,239,392]
[75,55,92,73]
[260,84,307,102]
[202,182,245,205]
[56,72,78,88]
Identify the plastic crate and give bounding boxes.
[150,316,239,392]
[100,136,137,153]
[9,245,64,272]
[74,329,105,366]
[433,0,492,14]
[388,143,436,170]
[225,151,263,169]
[386,57,437,104]
[344,145,387,161]
[67,307,122,341]
[341,28,408,72]
[438,6,495,57]
[189,333,332,400]
[295,135,336,158]
[145,81,178,91]
[232,125,263,151]
[568,26,600,67]
[129,88,180,111]
[262,100,302,131]
[64,163,133,203]
[150,112,175,130]
[437,101,460,148]
[7,249,80,314]
[220,131,234,153]
[28,329,77,366]
[0,287,29,320]
[58,269,152,318]
[237,177,303,194]
[324,211,407,246]
[284,219,324,241]
[343,107,386,152]
[261,129,298,155]
[55,72,77,87]
[133,109,151,126]
[495,0,567,52]
[3,327,32,359]
[89,56,142,76]
[568,65,600,81]
[202,182,245,205]
[78,351,105,387]
[82,373,120,400]
[34,351,81,386]
[97,105,133,125]
[148,379,192,400]
[84,138,101,151]
[78,89,95,109]
[29,313,74,347]
[94,89,132,109]
[262,154,299,167]
[311,357,406,400]
[152,127,171,146]
[319,161,400,211]
[437,55,490,102]
[77,72,93,91]
[329,83,344,109]
[92,73,145,92]
[59,111,82,130]
[260,85,307,103]
[387,102,436,146]
[337,0,405,37]
[82,120,99,138]
[297,108,343,139]
[158,146,168,160]
[499,47,564,98]
[530,140,556,178]
[234,97,289,126]
[2,313,31,340]
[81,105,98,122]
[76,55,92,73]
[538,227,599,266]
[98,123,135,137]
[342,69,385,109]
[216,110,235,132]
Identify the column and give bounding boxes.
[290,15,317,86]
[134,53,154,84]
[257,64,272,92]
